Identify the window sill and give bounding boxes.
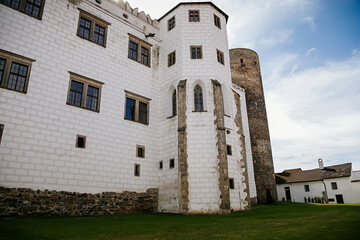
[128,57,151,68]
[167,114,177,119]
[192,110,207,113]
[66,103,100,113]
[77,35,106,48]
[0,86,27,94]
[124,118,149,126]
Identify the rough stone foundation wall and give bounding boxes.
[211,80,230,213]
[230,48,278,204]
[0,187,158,216]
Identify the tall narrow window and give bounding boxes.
[168,51,176,67]
[172,89,177,116]
[139,102,148,124]
[141,47,149,66]
[124,91,151,125]
[214,14,221,28]
[128,41,138,61]
[0,124,4,145]
[168,16,176,31]
[229,178,235,189]
[134,164,140,177]
[217,49,224,65]
[125,98,136,121]
[0,58,6,85]
[68,81,84,107]
[194,84,204,112]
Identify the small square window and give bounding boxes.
[189,10,200,22]
[304,185,310,192]
[190,46,202,59]
[240,59,245,66]
[227,145,232,155]
[136,145,145,158]
[0,124,4,145]
[229,178,234,189]
[134,164,140,177]
[169,159,175,169]
[331,182,338,190]
[168,51,176,67]
[217,49,224,65]
[76,135,86,149]
[77,9,110,47]
[214,14,221,28]
[159,161,163,170]
[168,16,176,31]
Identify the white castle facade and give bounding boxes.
[0,0,257,214]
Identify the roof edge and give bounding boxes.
[158,2,229,22]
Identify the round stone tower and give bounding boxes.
[230,48,277,204]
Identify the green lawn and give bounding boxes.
[0,203,359,240]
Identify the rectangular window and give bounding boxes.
[169,159,175,169]
[189,10,200,22]
[124,91,151,125]
[128,33,152,67]
[66,72,104,112]
[77,9,110,47]
[227,145,232,155]
[229,178,234,189]
[0,49,35,94]
[168,51,176,67]
[190,46,202,59]
[136,145,145,158]
[331,182,338,190]
[76,135,86,149]
[217,49,224,65]
[168,16,175,31]
[1,0,45,19]
[159,161,163,170]
[0,124,4,145]
[214,14,221,28]
[134,164,140,177]
[304,185,310,192]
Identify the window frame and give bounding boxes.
[189,10,200,22]
[76,135,86,149]
[76,9,110,47]
[128,33,152,67]
[214,14,221,29]
[217,49,224,65]
[168,16,176,31]
[136,145,145,158]
[159,161,163,170]
[190,46,202,60]
[66,71,104,113]
[0,49,35,94]
[172,89,177,116]
[331,182,338,190]
[304,185,310,192]
[1,0,46,20]
[229,178,235,189]
[227,145,232,156]
[0,124,4,145]
[169,159,175,169]
[168,51,176,67]
[194,84,204,112]
[124,90,151,125]
[134,164,140,177]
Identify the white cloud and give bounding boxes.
[260,29,294,48]
[305,47,316,56]
[267,55,360,171]
[302,16,316,31]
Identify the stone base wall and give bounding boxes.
[0,187,158,216]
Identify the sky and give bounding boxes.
[126,0,360,172]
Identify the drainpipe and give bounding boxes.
[319,158,328,203]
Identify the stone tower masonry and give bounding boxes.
[230,48,278,204]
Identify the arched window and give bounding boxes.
[172,89,177,116]
[194,84,204,112]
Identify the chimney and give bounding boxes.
[318,158,324,169]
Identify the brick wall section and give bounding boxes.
[233,91,251,210]
[230,48,277,204]
[0,187,158,216]
[211,80,230,213]
[177,80,189,214]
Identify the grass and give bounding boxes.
[0,203,359,240]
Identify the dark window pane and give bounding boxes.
[68,80,83,107]
[78,17,91,40]
[93,24,105,46]
[0,58,6,85]
[2,0,20,9]
[194,84,204,112]
[172,90,177,116]
[24,0,42,18]
[141,47,149,65]
[85,85,99,111]
[129,41,138,61]
[139,102,148,124]
[7,62,28,92]
[125,98,136,121]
